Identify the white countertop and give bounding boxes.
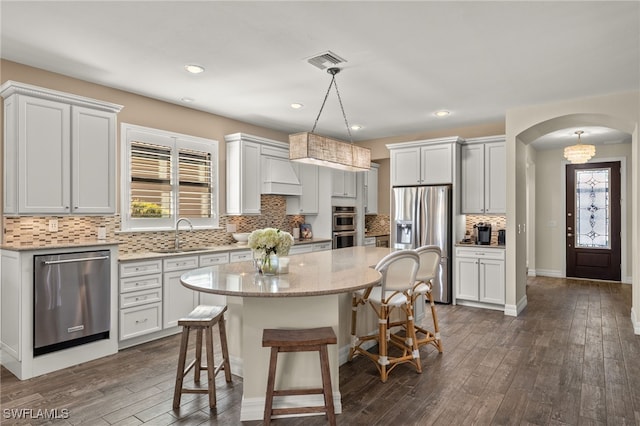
[180,246,387,297]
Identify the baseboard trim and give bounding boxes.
[504,295,528,317]
[535,269,563,278]
[632,307,640,335]
[528,269,537,277]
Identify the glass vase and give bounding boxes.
[261,253,279,276]
[254,251,279,275]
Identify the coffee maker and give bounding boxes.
[476,223,492,245]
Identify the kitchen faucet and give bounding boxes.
[175,217,193,249]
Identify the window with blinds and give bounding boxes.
[130,142,172,218]
[178,148,212,218]
[121,123,218,231]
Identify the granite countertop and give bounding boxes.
[0,239,122,251]
[1,237,332,260]
[364,232,390,238]
[455,241,506,249]
[119,237,332,261]
[181,246,387,297]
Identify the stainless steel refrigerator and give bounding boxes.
[392,185,452,303]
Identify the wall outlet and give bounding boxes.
[97,226,107,240]
[226,223,237,233]
[48,218,58,232]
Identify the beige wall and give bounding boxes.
[0,59,289,217]
[506,90,639,328]
[534,142,633,280]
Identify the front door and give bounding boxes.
[566,161,621,281]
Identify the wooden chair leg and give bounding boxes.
[319,345,337,426]
[173,326,190,409]
[205,325,217,409]
[405,300,422,373]
[218,316,232,382]
[427,291,443,352]
[194,328,203,383]
[378,306,389,382]
[263,347,279,425]
[348,293,359,361]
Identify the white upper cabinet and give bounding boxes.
[286,163,319,215]
[226,137,261,215]
[331,169,357,198]
[226,133,302,215]
[364,163,379,214]
[72,106,117,214]
[461,136,506,214]
[388,137,460,187]
[390,146,421,186]
[0,81,122,215]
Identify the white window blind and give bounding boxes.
[121,123,218,231]
[130,141,172,218]
[178,147,213,218]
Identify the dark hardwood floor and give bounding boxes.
[2,276,638,425]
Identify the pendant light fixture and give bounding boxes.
[564,130,596,164]
[289,67,371,171]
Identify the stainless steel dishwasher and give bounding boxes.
[33,250,111,356]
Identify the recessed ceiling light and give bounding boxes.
[184,64,205,74]
[181,97,194,103]
[434,110,450,117]
[291,103,304,109]
[350,124,362,131]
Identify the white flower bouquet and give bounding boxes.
[248,228,294,257]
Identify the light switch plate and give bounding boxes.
[48,218,58,232]
[226,223,237,233]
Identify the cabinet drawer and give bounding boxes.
[120,288,162,309]
[200,252,230,266]
[289,244,313,255]
[456,247,505,260]
[120,273,162,293]
[230,250,253,263]
[163,255,199,272]
[313,242,332,251]
[120,302,162,340]
[119,259,162,278]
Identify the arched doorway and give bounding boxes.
[504,93,639,333]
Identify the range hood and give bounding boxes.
[261,155,302,196]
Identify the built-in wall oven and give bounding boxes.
[332,206,357,249]
[33,250,111,356]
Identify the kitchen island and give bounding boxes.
[180,246,389,421]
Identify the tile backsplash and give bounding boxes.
[464,214,507,245]
[3,195,304,255]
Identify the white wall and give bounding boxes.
[533,143,632,281]
[505,91,639,333]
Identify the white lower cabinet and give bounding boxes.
[230,249,253,263]
[163,256,199,328]
[119,259,163,341]
[455,246,505,307]
[120,302,163,340]
[198,252,230,306]
[313,241,332,251]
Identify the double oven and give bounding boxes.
[332,206,357,249]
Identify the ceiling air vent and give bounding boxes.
[306,51,347,70]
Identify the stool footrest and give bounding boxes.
[273,387,325,397]
[272,406,329,416]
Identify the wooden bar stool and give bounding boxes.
[173,305,232,410]
[262,327,337,425]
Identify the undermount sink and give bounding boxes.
[152,247,206,254]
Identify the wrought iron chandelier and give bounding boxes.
[564,130,595,164]
[289,67,371,171]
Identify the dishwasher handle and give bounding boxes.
[43,255,110,265]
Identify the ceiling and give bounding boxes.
[1,1,638,149]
